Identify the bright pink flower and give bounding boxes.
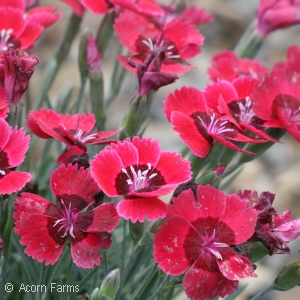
[0,0,62,51]
[91,136,192,222]
[164,86,266,158]
[14,164,120,268]
[252,67,300,142]
[256,0,300,37]
[0,118,31,194]
[115,10,204,75]
[26,109,119,164]
[204,77,279,142]
[238,190,300,255]
[0,49,39,105]
[0,238,2,253]
[207,50,267,82]
[154,185,257,300]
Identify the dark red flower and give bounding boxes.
[252,67,300,142]
[91,136,192,222]
[0,0,62,51]
[204,77,279,142]
[207,50,267,82]
[154,185,257,300]
[256,0,300,37]
[0,49,39,105]
[14,164,120,268]
[164,86,266,158]
[237,190,300,255]
[26,109,119,164]
[0,118,31,194]
[115,10,204,75]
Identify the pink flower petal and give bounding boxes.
[171,111,212,158]
[91,148,125,197]
[164,86,207,121]
[71,231,111,268]
[0,171,31,194]
[154,215,198,275]
[183,253,238,300]
[217,248,257,280]
[117,196,167,222]
[50,164,100,212]
[77,202,120,232]
[220,194,257,244]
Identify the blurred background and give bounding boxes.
[30,0,300,299]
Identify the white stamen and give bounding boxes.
[237,97,255,123]
[0,28,14,51]
[198,113,234,135]
[122,163,157,191]
[0,170,6,176]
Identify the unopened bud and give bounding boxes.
[129,220,144,244]
[90,288,102,300]
[273,259,300,291]
[100,269,120,298]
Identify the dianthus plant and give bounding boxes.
[1,1,300,300]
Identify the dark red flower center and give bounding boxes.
[122,163,157,191]
[53,201,79,238]
[115,163,166,195]
[200,229,228,259]
[228,97,256,123]
[194,112,236,137]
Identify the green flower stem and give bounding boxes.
[0,195,14,294]
[234,20,264,58]
[41,247,69,300]
[147,275,169,300]
[250,285,274,300]
[127,263,157,300]
[90,72,105,129]
[74,83,86,114]
[34,13,82,109]
[113,239,151,300]
[118,92,154,140]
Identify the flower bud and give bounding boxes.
[129,220,144,244]
[100,269,120,298]
[90,288,103,300]
[273,259,300,291]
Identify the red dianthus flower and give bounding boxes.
[14,164,120,268]
[26,108,118,164]
[91,136,192,222]
[0,0,62,51]
[154,185,257,300]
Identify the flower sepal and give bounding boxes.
[272,259,300,291]
[100,269,120,299]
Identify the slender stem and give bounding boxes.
[113,240,150,300]
[74,83,86,113]
[35,13,82,109]
[147,275,169,300]
[250,285,274,300]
